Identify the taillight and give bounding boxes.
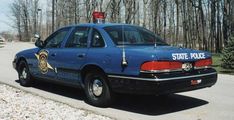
[141,61,182,71]
[194,58,212,68]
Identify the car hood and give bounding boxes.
[124,46,211,62]
[16,48,39,56]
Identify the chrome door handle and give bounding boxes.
[51,53,56,57]
[77,53,86,58]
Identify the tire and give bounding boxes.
[18,60,34,87]
[84,71,113,107]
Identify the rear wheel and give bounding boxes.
[18,60,33,87]
[84,71,113,107]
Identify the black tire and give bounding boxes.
[18,60,34,87]
[84,71,113,107]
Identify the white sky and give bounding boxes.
[0,0,14,32]
[0,0,47,33]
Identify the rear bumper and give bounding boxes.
[108,68,217,95]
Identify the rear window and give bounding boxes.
[104,25,168,46]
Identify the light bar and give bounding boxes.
[92,11,105,23]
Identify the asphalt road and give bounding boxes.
[0,42,234,120]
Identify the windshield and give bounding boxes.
[104,25,168,46]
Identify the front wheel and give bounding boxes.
[84,71,113,107]
[18,60,34,87]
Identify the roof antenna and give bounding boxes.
[121,25,128,67]
[154,35,157,48]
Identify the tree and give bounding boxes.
[11,1,22,41]
[221,0,234,69]
[108,0,122,23]
[143,0,149,27]
[9,0,233,51]
[223,0,231,46]
[175,0,180,45]
[198,0,207,50]
[221,36,234,69]
[123,0,137,24]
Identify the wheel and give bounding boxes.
[84,71,113,107]
[18,60,33,87]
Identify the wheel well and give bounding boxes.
[16,57,27,71]
[81,65,106,84]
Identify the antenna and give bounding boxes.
[154,34,157,48]
[121,25,128,67]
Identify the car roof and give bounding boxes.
[64,23,137,29]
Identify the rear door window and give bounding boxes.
[91,29,105,47]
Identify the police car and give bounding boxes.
[13,12,217,107]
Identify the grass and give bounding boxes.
[212,53,234,75]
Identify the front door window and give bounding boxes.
[45,28,69,48]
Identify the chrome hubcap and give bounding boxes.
[21,68,27,79]
[92,79,103,97]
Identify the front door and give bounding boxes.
[34,28,70,80]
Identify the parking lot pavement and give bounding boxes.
[0,42,234,120]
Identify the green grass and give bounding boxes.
[212,53,234,75]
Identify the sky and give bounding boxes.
[0,0,48,33]
[0,0,14,32]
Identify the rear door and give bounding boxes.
[55,26,91,84]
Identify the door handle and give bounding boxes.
[51,53,56,57]
[77,53,86,58]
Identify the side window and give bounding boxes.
[45,28,69,48]
[66,27,90,48]
[91,29,105,47]
[124,30,141,44]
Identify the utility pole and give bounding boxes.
[37,9,42,34]
[52,0,55,32]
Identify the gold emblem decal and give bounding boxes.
[35,50,53,74]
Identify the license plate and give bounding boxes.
[191,79,202,85]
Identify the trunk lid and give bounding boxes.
[124,45,211,62]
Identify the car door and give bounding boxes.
[55,26,91,84]
[34,27,71,80]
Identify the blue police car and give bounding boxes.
[13,22,217,107]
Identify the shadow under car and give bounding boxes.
[15,79,208,115]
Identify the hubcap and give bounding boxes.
[92,79,103,97]
[20,68,27,79]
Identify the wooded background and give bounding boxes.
[10,0,234,53]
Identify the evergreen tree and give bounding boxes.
[221,36,234,69]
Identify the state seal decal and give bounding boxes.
[35,50,54,74]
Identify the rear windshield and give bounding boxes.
[104,25,168,46]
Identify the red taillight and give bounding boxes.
[141,61,182,71]
[195,58,212,67]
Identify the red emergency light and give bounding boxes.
[92,11,105,23]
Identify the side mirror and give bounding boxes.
[34,34,40,39]
[34,34,44,48]
[35,39,44,48]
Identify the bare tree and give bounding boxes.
[175,0,180,45]
[143,0,149,27]
[108,0,122,22]
[9,0,233,53]
[11,0,22,41]
[123,0,138,24]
